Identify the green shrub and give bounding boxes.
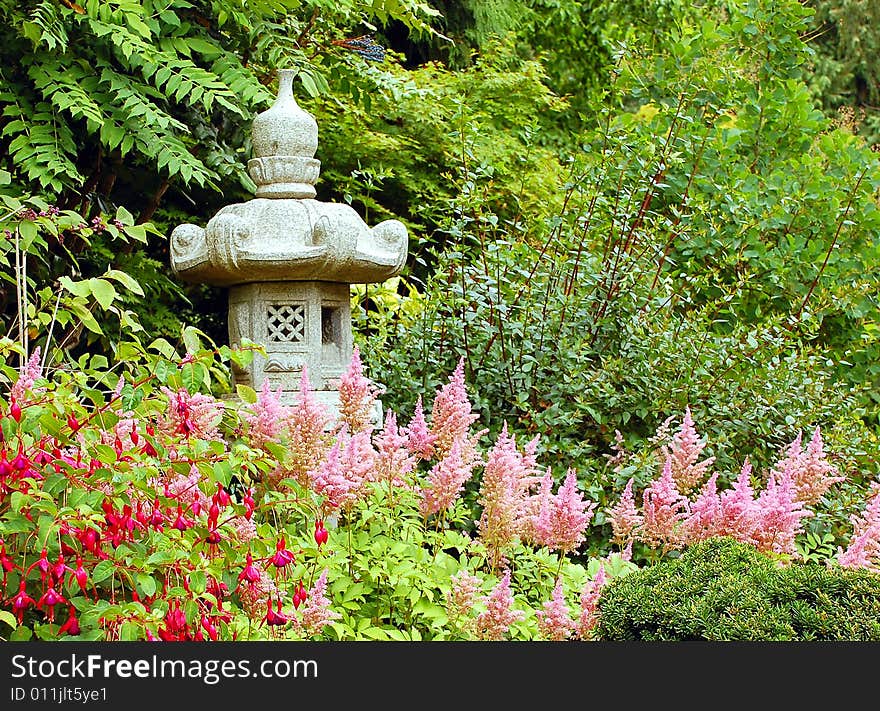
[596,537,880,640]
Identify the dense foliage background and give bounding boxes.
[2,0,880,640]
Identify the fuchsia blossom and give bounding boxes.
[536,579,575,641]
[641,456,689,550]
[531,469,596,554]
[337,346,377,434]
[477,423,541,568]
[663,406,715,493]
[575,565,607,640]
[405,396,436,460]
[296,570,340,637]
[608,477,642,546]
[159,387,224,440]
[429,358,480,461]
[837,481,880,571]
[474,570,523,641]
[418,438,475,518]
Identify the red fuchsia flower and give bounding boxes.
[296,569,340,637]
[200,614,219,641]
[58,606,80,636]
[215,483,231,507]
[662,406,715,494]
[72,557,88,592]
[292,582,307,610]
[243,488,256,520]
[474,570,524,641]
[205,528,222,545]
[537,578,576,642]
[530,469,596,555]
[575,565,607,640]
[477,423,541,569]
[641,455,689,550]
[51,553,68,584]
[172,505,192,531]
[429,358,481,462]
[265,599,289,627]
[11,580,36,623]
[608,477,642,547]
[9,400,22,422]
[238,552,262,586]
[159,387,224,440]
[67,414,80,432]
[418,437,476,518]
[314,520,329,547]
[0,542,17,586]
[30,547,51,581]
[37,586,67,623]
[404,396,437,461]
[838,480,880,571]
[269,538,295,570]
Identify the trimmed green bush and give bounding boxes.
[596,537,880,640]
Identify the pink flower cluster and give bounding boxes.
[608,412,837,556]
[837,481,880,571]
[529,469,596,554]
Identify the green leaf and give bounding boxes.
[137,573,157,597]
[88,278,118,310]
[92,560,115,583]
[236,384,257,404]
[105,269,144,296]
[0,610,17,629]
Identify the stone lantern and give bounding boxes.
[169,69,408,412]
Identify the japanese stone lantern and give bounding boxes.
[169,69,408,411]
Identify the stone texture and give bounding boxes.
[169,69,407,412]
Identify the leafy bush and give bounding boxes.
[596,537,880,640]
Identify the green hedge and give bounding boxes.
[596,538,880,640]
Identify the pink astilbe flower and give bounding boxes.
[228,515,258,544]
[477,424,541,569]
[751,468,812,555]
[684,472,722,542]
[337,346,377,434]
[663,406,714,493]
[430,359,480,460]
[446,570,482,622]
[837,481,880,571]
[531,469,596,554]
[159,387,224,440]
[309,431,376,512]
[10,347,43,402]
[286,368,331,487]
[474,570,524,641]
[641,455,689,550]
[575,565,607,640]
[717,459,759,542]
[296,569,340,637]
[418,437,475,518]
[536,579,576,641]
[373,411,417,489]
[608,477,642,546]
[771,428,843,506]
[405,396,436,460]
[245,380,288,448]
